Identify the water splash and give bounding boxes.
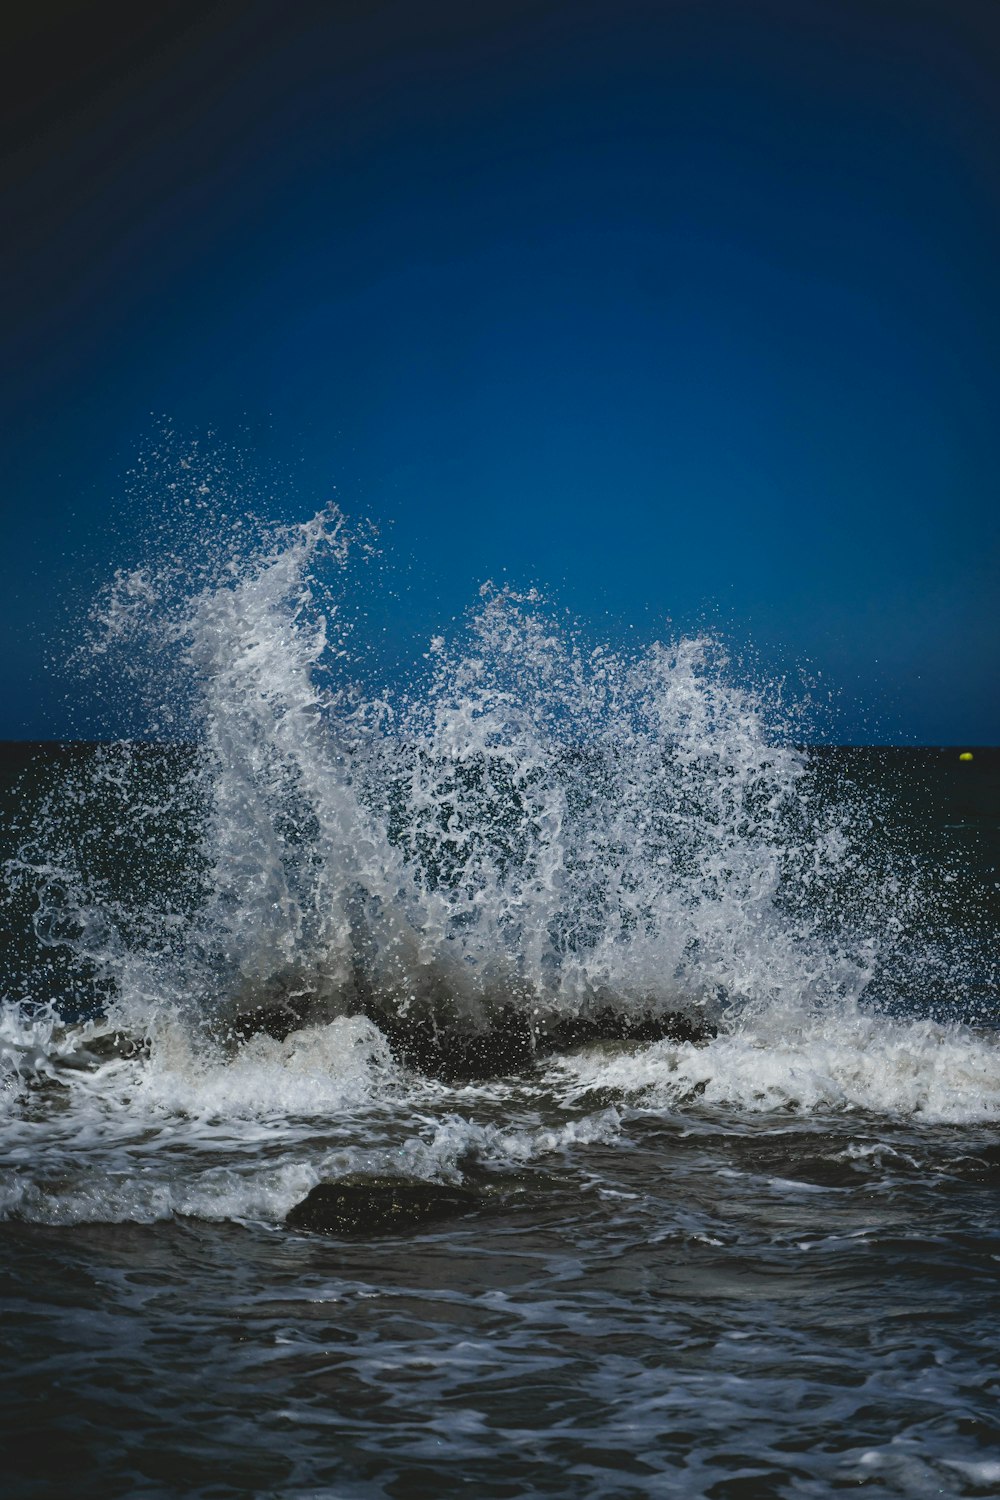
[3,477,987,1105]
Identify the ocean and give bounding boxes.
[1,508,998,1498]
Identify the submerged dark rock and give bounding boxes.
[285,1174,482,1236]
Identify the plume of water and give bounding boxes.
[6,494,965,1062]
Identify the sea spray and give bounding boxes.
[3,490,978,1073]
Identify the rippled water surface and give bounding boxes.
[4,1085,1000,1499]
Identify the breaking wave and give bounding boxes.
[2,462,996,1143]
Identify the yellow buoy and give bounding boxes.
[959,751,974,762]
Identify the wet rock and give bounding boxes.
[364,1000,714,1082]
[229,968,715,1082]
[370,1002,536,1082]
[285,1174,482,1236]
[543,1005,713,1053]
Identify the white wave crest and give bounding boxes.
[553,1013,1000,1124]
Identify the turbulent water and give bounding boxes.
[2,502,998,1498]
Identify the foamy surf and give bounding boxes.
[551,1011,1000,1124]
[0,995,626,1227]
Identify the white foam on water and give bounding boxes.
[0,995,624,1224]
[383,1104,625,1180]
[0,1002,396,1223]
[552,1010,1000,1124]
[132,1015,397,1121]
[941,1458,1000,1486]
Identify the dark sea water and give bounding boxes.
[2,509,999,1498]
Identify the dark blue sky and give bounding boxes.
[2,0,998,742]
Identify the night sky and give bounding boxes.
[2,0,998,742]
